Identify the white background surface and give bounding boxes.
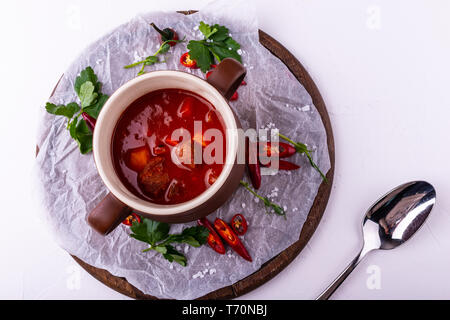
[1,0,449,299]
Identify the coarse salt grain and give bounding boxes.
[169,264,173,270]
[242,203,246,208]
[237,49,242,55]
[302,105,311,112]
[192,271,204,279]
[209,269,216,275]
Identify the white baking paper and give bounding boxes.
[34,0,331,299]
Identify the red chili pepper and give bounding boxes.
[231,214,248,236]
[246,137,261,189]
[230,92,239,101]
[180,52,197,68]
[81,112,96,132]
[260,142,296,158]
[261,159,300,170]
[214,218,252,262]
[122,213,141,226]
[198,218,226,254]
[150,23,179,46]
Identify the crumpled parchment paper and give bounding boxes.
[34,0,330,299]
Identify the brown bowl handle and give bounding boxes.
[206,58,246,100]
[87,192,132,235]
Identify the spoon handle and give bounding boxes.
[316,248,368,300]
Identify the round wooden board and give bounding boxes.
[43,13,335,300]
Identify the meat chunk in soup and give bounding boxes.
[138,156,170,197]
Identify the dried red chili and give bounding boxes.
[260,142,296,158]
[261,159,300,171]
[231,214,248,236]
[81,112,96,132]
[214,218,252,262]
[198,218,226,255]
[246,137,261,189]
[150,23,179,46]
[122,213,141,226]
[180,52,197,68]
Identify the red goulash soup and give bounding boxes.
[112,89,227,204]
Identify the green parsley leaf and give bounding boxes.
[79,81,98,108]
[187,40,214,73]
[129,218,209,267]
[68,117,93,154]
[130,219,170,245]
[45,66,108,155]
[45,102,80,119]
[209,24,229,42]
[224,37,241,51]
[163,245,187,267]
[74,119,93,154]
[209,42,242,63]
[74,66,101,96]
[199,21,216,39]
[82,93,108,119]
[187,22,242,73]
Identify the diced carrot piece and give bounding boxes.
[128,146,150,172]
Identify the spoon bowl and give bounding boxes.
[317,181,436,300]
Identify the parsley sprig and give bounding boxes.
[187,21,242,73]
[240,181,286,218]
[124,38,185,76]
[45,67,108,154]
[129,218,209,267]
[278,133,328,182]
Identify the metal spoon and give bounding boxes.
[317,181,436,300]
